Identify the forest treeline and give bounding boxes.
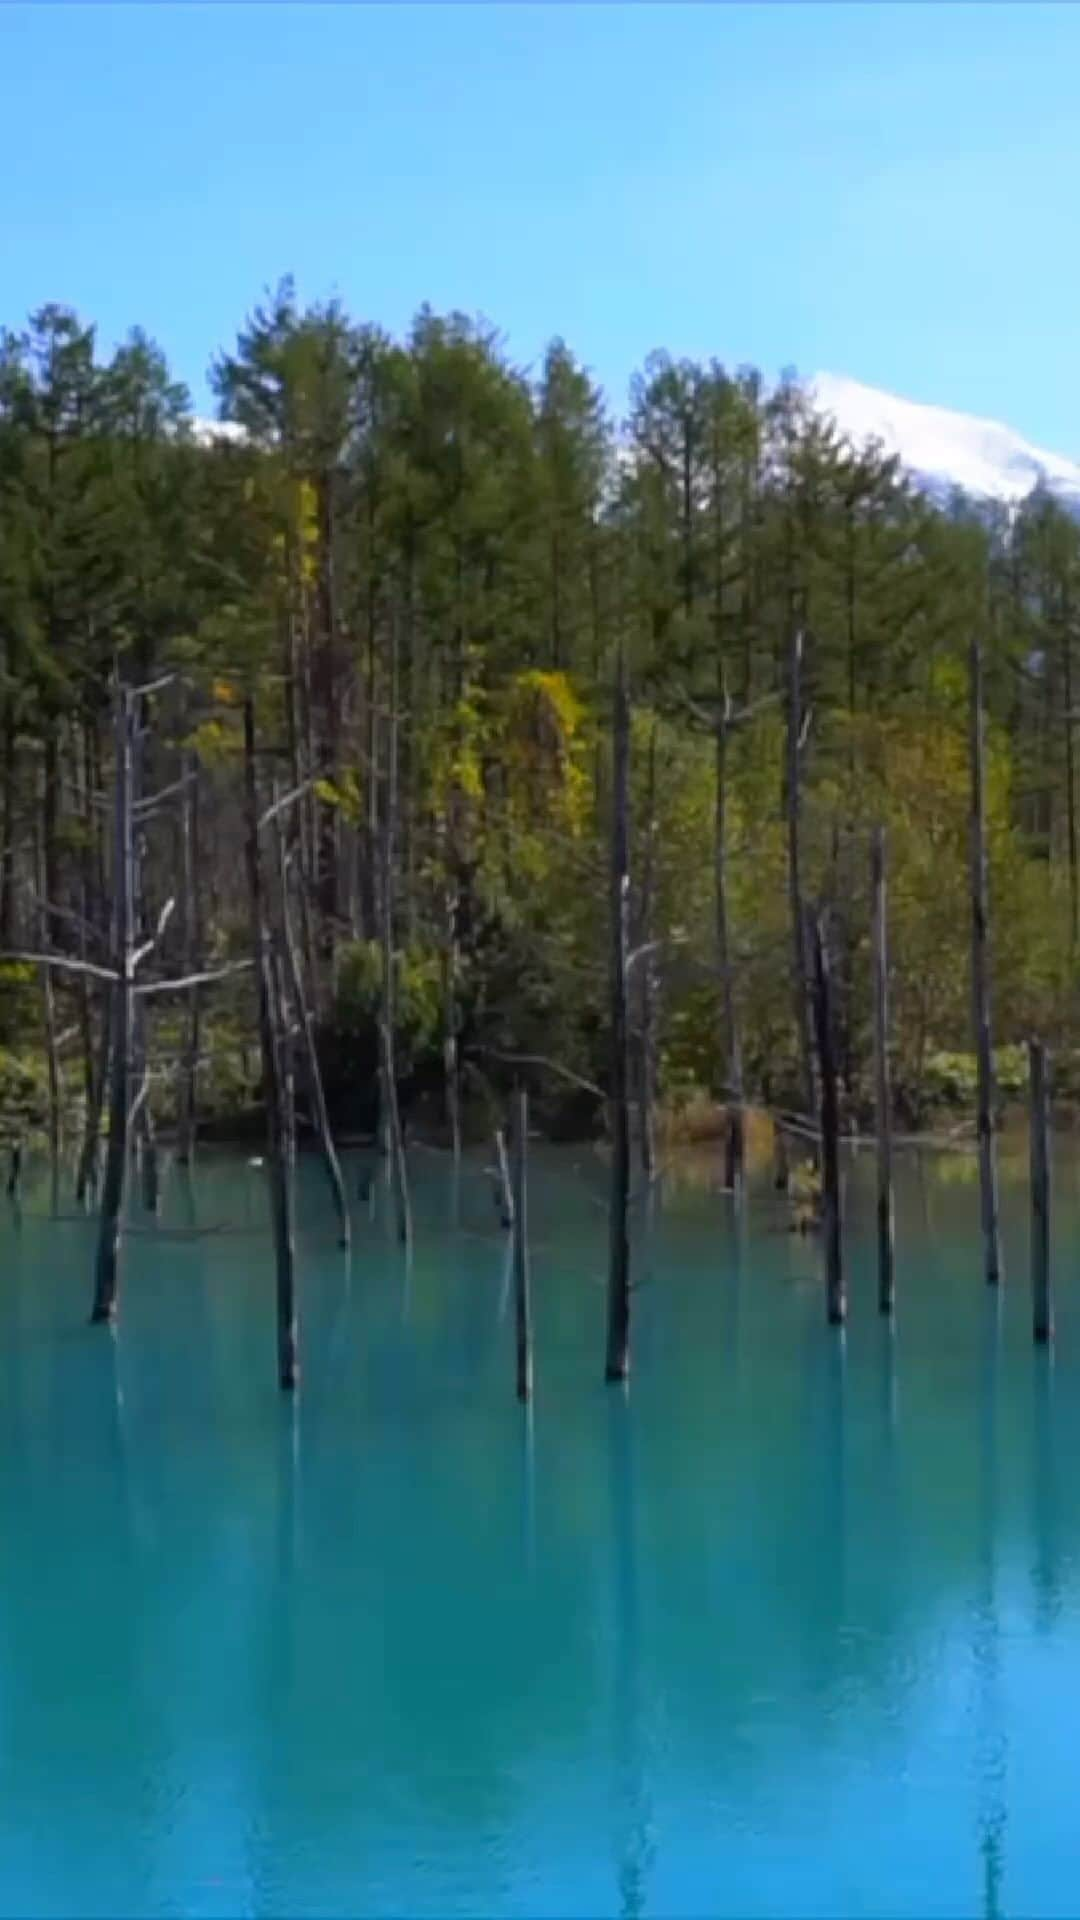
[1,283,1078,1149]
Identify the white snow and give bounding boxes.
[190,416,246,446]
[810,372,1080,510]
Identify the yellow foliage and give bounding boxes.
[500,668,590,838]
[315,771,363,822]
[295,478,319,586]
[187,717,240,767]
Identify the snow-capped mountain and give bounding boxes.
[191,416,245,447]
[811,372,1080,513]
[189,380,1080,517]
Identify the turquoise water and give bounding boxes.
[1,1140,1079,1917]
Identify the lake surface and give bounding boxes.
[1,1137,1079,1917]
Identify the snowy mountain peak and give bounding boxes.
[810,372,1080,512]
[191,416,246,447]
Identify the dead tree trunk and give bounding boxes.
[75,723,103,1201]
[177,750,201,1163]
[1062,590,1078,950]
[493,1126,514,1229]
[715,684,745,1194]
[871,826,895,1315]
[274,796,350,1249]
[1030,1038,1051,1344]
[271,947,297,1170]
[511,1086,532,1403]
[91,688,135,1325]
[243,697,298,1390]
[135,1010,159,1215]
[379,610,411,1247]
[786,625,816,1128]
[76,988,110,1206]
[606,642,632,1384]
[810,911,844,1327]
[969,631,1002,1287]
[36,835,60,1178]
[442,862,462,1163]
[637,722,658,1180]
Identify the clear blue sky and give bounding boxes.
[2,2,1078,445]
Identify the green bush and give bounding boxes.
[333,940,444,1073]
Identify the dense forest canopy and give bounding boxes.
[0,282,1077,1145]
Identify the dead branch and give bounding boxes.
[135,958,254,997]
[0,950,119,984]
[132,897,176,969]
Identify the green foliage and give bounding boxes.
[0,1047,49,1142]
[334,941,443,1070]
[5,283,1080,1138]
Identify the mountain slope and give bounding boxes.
[811,372,1080,511]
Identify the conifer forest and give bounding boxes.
[1,287,1077,1311]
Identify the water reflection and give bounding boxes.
[1031,1350,1060,1631]
[608,1392,653,1920]
[0,1145,1079,1914]
[975,1288,1006,1920]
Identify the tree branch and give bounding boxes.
[473,1045,603,1099]
[258,778,314,832]
[0,950,119,984]
[135,958,254,997]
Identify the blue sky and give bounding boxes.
[2,2,1078,444]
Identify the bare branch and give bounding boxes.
[473,1045,603,1100]
[0,950,119,984]
[132,897,176,969]
[127,1067,151,1134]
[135,958,254,997]
[676,688,717,732]
[626,935,688,978]
[130,671,177,700]
[258,778,314,832]
[133,771,197,818]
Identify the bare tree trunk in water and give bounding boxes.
[91,688,135,1324]
[76,990,110,1206]
[76,723,99,1199]
[271,947,297,1171]
[1029,1037,1051,1344]
[274,794,350,1248]
[636,723,658,1180]
[35,827,60,1182]
[493,1126,514,1229]
[606,642,632,1383]
[786,624,815,1125]
[134,1005,159,1215]
[177,751,201,1163]
[512,1086,532,1403]
[715,683,745,1195]
[810,912,844,1327]
[129,714,158,1219]
[442,859,461,1163]
[872,827,895,1315]
[243,697,298,1390]
[379,610,411,1247]
[969,631,1002,1287]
